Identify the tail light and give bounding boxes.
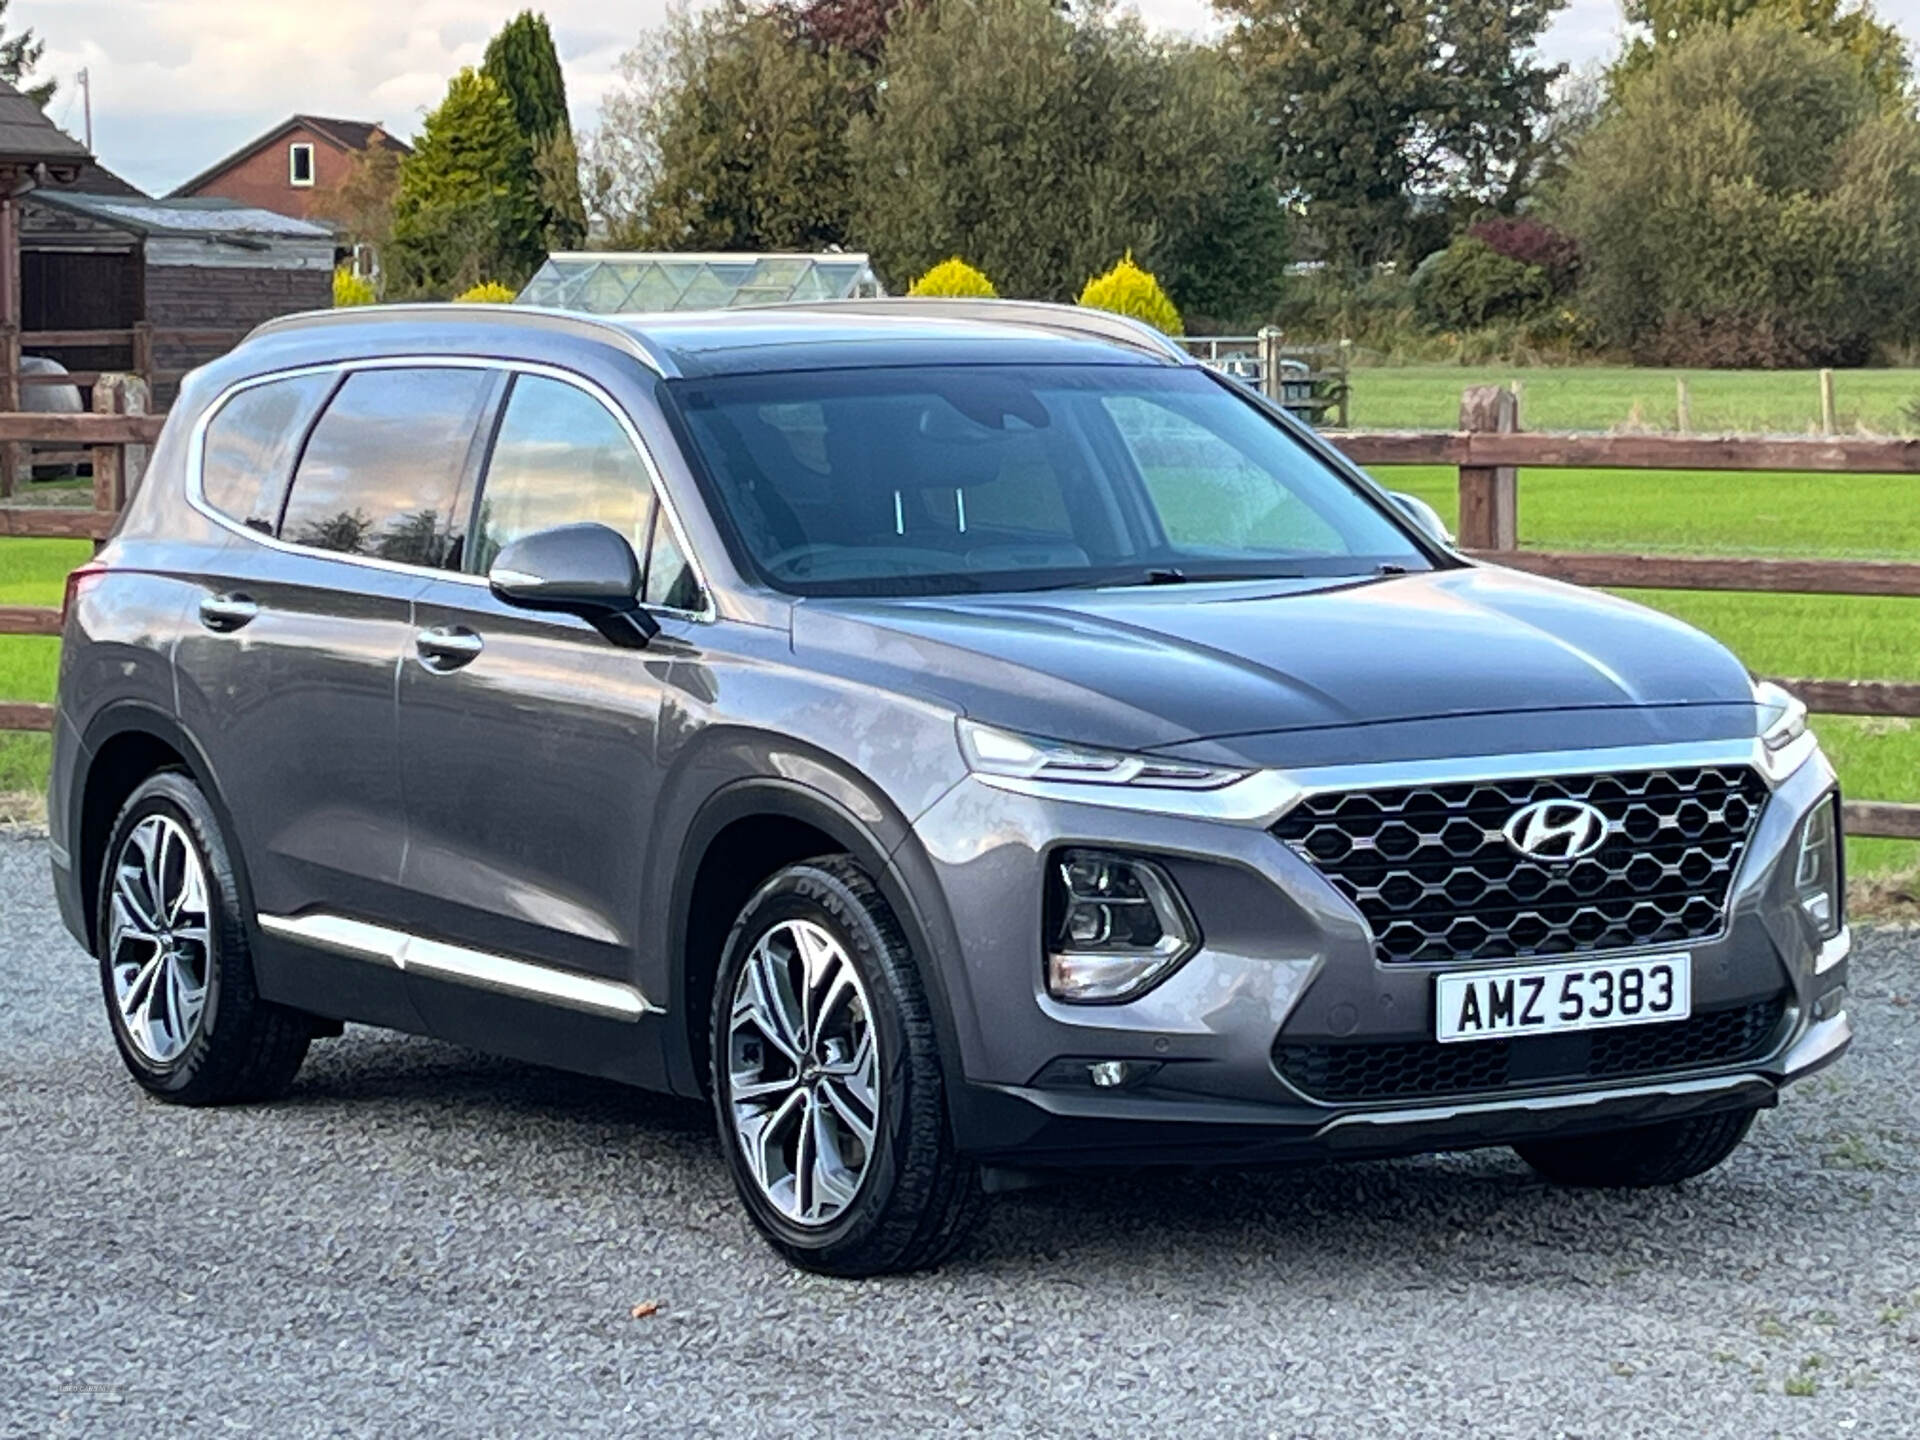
[61,563,108,626]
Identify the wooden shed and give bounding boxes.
[21,188,334,408]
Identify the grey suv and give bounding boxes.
[51,300,1851,1275]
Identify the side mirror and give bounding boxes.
[488,522,661,648]
[1389,491,1454,547]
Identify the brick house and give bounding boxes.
[168,115,411,222]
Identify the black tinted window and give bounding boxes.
[201,373,332,532]
[670,365,1427,597]
[281,367,494,566]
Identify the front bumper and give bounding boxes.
[911,735,1851,1164]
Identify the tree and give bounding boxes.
[1079,254,1183,333]
[482,10,586,251]
[387,69,543,297]
[598,3,864,251]
[308,144,402,280]
[853,0,1287,324]
[1614,0,1911,102]
[1217,0,1567,274]
[776,0,920,65]
[907,258,998,296]
[0,0,52,108]
[1556,17,1920,365]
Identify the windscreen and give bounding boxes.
[668,364,1431,596]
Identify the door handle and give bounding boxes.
[198,593,258,632]
[415,625,484,672]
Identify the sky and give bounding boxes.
[21,0,1920,198]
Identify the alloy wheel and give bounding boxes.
[107,814,212,1065]
[726,918,881,1227]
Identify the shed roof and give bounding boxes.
[0,76,89,175]
[27,190,334,241]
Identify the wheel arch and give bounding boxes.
[73,702,251,953]
[665,771,969,1106]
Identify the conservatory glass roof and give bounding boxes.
[517,252,885,313]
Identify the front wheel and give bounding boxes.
[1514,1107,1758,1188]
[710,857,982,1276]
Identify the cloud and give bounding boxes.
[18,0,1920,196]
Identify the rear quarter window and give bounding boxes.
[200,373,334,533]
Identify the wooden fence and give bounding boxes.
[0,378,1914,844]
[1326,384,1920,840]
[0,375,162,733]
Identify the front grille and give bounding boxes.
[1273,766,1769,964]
[1272,995,1788,1104]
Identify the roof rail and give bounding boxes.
[747,297,1192,363]
[244,302,677,375]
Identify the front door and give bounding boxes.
[393,370,706,1079]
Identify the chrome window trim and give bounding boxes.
[184,354,717,622]
[257,913,657,1020]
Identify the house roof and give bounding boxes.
[0,76,90,176]
[170,113,411,198]
[66,161,147,199]
[30,190,335,242]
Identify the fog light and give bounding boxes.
[1796,795,1843,943]
[1814,987,1847,1022]
[1045,849,1197,1003]
[1088,1060,1130,1088]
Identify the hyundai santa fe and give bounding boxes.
[51,299,1851,1275]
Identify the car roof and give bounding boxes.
[243,299,1190,381]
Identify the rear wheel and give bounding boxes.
[96,772,311,1105]
[1514,1107,1758,1188]
[710,856,982,1276]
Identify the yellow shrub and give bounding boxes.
[1077,253,1181,334]
[333,265,377,307]
[907,258,998,298]
[455,281,518,304]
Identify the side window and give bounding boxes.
[469,374,654,575]
[281,367,495,566]
[200,373,333,533]
[644,511,702,610]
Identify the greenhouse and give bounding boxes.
[516,252,885,313]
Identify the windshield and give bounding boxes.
[667,363,1432,597]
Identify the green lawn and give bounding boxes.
[0,540,85,801]
[1377,464,1920,876]
[1348,365,1920,435]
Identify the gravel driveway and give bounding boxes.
[3,831,1915,1437]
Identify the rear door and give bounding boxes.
[394,369,706,1031]
[173,363,502,1013]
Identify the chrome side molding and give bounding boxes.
[256,912,656,1021]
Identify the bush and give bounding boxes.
[333,265,377,307]
[1555,17,1920,366]
[1078,254,1182,335]
[455,281,518,304]
[907,258,998,298]
[1465,218,1580,294]
[1410,237,1554,331]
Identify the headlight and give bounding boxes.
[1795,793,1843,943]
[1754,680,1814,780]
[1044,849,1198,1002]
[958,719,1245,790]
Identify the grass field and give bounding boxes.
[4,437,1919,879]
[1348,365,1920,435]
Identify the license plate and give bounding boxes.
[1435,954,1692,1044]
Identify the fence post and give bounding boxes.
[1257,327,1284,406]
[1819,369,1836,437]
[90,373,151,528]
[0,323,16,501]
[1676,377,1691,434]
[131,322,154,392]
[1337,338,1352,427]
[1458,385,1520,551]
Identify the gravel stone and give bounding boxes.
[3,833,1915,1436]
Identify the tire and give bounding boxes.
[1514,1107,1759,1188]
[709,856,983,1276]
[95,771,311,1105]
